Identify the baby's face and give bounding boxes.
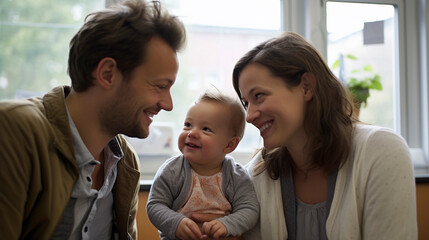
[178,100,235,175]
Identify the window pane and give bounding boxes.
[0,1,104,99]
[327,2,396,130]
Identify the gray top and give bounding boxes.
[146,155,260,239]
[281,169,337,240]
[295,198,328,240]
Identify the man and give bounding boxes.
[0,0,186,239]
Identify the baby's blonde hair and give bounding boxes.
[195,89,246,140]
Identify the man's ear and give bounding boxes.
[223,136,240,154]
[94,57,118,89]
[301,72,316,101]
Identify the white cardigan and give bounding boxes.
[243,124,418,240]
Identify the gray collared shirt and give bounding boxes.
[52,108,123,240]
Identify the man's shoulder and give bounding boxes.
[0,98,46,127]
[0,98,40,112]
[0,86,67,125]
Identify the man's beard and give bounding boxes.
[98,92,149,139]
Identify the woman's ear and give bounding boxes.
[94,57,118,89]
[301,72,316,101]
[223,136,240,154]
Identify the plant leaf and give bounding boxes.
[363,64,373,72]
[346,54,358,60]
[332,59,340,69]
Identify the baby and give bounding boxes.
[146,89,259,239]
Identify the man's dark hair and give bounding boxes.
[68,0,186,91]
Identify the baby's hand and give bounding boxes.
[176,217,203,240]
[201,220,227,239]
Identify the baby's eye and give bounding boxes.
[183,122,191,128]
[202,127,212,132]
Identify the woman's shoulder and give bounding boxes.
[243,151,279,189]
[350,124,411,167]
[353,124,406,146]
[244,151,264,176]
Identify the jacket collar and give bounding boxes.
[42,86,77,169]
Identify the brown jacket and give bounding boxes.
[0,86,140,239]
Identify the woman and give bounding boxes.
[232,32,417,239]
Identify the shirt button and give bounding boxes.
[86,176,91,182]
[84,226,88,232]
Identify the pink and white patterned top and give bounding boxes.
[178,169,231,218]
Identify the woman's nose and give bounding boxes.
[246,103,259,123]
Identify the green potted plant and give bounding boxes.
[331,54,383,113]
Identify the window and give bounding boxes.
[2,0,428,177]
[321,0,428,174]
[327,2,396,130]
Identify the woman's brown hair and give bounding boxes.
[232,32,357,179]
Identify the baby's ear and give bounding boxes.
[223,136,240,154]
